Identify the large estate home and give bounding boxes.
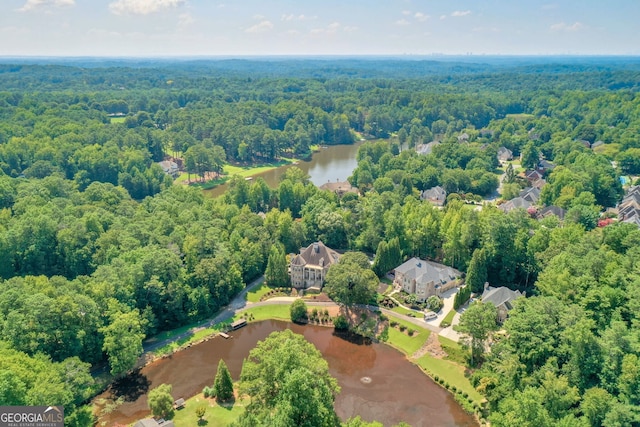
[290,241,341,290]
[393,257,462,302]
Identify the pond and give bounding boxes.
[95,320,478,427]
[203,141,364,198]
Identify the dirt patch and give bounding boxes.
[412,332,448,360]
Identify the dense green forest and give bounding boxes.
[1,58,640,426]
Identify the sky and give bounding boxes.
[1,0,639,57]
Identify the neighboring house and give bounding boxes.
[537,160,556,173]
[319,181,359,197]
[481,284,523,322]
[290,242,341,290]
[577,139,592,149]
[416,140,440,155]
[524,170,543,183]
[519,187,541,204]
[157,160,180,177]
[531,178,547,190]
[497,147,513,163]
[537,205,567,221]
[421,185,447,207]
[457,132,470,142]
[393,258,462,302]
[591,140,605,150]
[499,197,531,213]
[479,129,494,138]
[134,419,175,427]
[618,186,640,228]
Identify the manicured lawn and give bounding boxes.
[440,309,456,328]
[416,355,483,404]
[223,160,294,178]
[164,393,246,427]
[390,305,419,317]
[109,116,126,123]
[245,283,272,303]
[238,304,291,322]
[505,113,534,121]
[386,315,430,355]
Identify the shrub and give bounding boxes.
[290,299,308,324]
[407,328,415,336]
[334,315,349,330]
[399,324,406,332]
[203,386,213,398]
[379,313,388,321]
[390,320,398,327]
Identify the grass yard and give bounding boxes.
[440,309,456,328]
[505,113,534,121]
[154,325,221,356]
[390,305,419,317]
[386,314,430,355]
[238,304,291,322]
[164,393,246,427]
[223,159,294,178]
[245,282,272,303]
[109,116,126,123]
[416,355,483,404]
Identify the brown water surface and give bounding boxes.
[95,320,477,427]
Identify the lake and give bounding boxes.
[203,141,364,198]
[95,320,477,427]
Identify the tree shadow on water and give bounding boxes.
[110,369,151,402]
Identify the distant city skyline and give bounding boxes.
[1,0,639,57]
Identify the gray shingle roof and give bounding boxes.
[482,286,522,308]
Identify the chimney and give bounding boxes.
[484,282,490,291]
[313,243,319,253]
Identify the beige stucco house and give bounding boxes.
[393,257,462,302]
[290,242,340,290]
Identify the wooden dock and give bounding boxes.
[219,332,230,339]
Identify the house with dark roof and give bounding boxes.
[499,197,531,213]
[393,258,462,302]
[537,205,566,220]
[524,170,544,183]
[618,186,640,228]
[421,185,447,206]
[537,160,556,173]
[497,147,513,163]
[290,242,341,290]
[481,284,523,322]
[519,187,541,204]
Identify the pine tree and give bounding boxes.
[213,359,234,402]
[265,243,289,287]
[373,240,388,277]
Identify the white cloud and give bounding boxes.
[18,0,74,12]
[395,19,410,26]
[451,10,471,17]
[439,15,447,20]
[245,20,273,33]
[550,21,585,32]
[281,14,311,22]
[343,26,358,33]
[178,12,194,26]
[402,10,411,16]
[414,12,429,22]
[109,0,185,16]
[310,22,341,35]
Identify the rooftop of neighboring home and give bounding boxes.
[318,180,358,195]
[421,185,447,206]
[290,241,340,268]
[499,197,531,213]
[481,285,523,310]
[395,257,461,285]
[416,140,440,155]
